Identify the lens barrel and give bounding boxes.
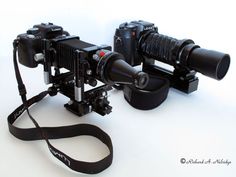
[140,32,230,80]
[187,48,230,80]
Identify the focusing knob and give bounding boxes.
[34,53,45,62]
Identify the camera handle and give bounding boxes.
[7,39,113,174]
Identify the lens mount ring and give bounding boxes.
[179,43,200,67]
[96,51,123,85]
[172,39,195,66]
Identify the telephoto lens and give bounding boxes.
[139,33,230,80]
[186,47,230,80]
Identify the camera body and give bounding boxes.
[17,23,67,68]
[114,21,156,66]
[16,23,148,116]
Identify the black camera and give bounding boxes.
[16,23,149,116]
[114,20,230,93]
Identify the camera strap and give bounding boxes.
[7,40,113,174]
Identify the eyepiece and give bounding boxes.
[133,71,149,89]
[188,48,230,80]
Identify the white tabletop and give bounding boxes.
[0,1,235,176]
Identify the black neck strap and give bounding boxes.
[7,39,113,174]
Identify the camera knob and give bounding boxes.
[34,53,45,62]
[27,28,39,35]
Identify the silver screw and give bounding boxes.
[68,100,74,105]
[102,91,107,97]
[89,105,92,112]
[34,53,45,62]
[93,54,99,60]
[86,69,92,75]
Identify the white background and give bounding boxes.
[0,0,236,177]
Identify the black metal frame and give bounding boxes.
[42,38,113,116]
